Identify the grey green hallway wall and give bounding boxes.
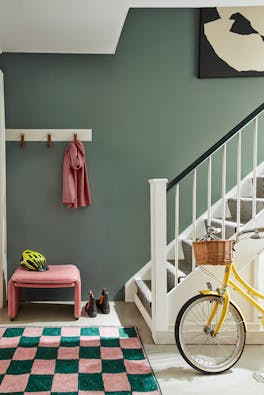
[0,8,264,301]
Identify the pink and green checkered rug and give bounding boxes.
[0,326,161,394]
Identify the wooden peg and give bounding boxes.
[74,132,78,143]
[20,133,25,148]
[47,133,52,148]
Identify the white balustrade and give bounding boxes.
[174,183,179,286]
[236,132,241,232]
[222,144,227,239]
[192,169,197,271]
[252,117,258,219]
[207,156,212,227]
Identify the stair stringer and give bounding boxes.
[159,209,264,345]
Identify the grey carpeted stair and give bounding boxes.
[182,239,193,264]
[256,177,264,198]
[135,262,186,317]
[135,279,152,316]
[204,218,243,239]
[228,197,264,223]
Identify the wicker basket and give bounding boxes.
[192,240,234,265]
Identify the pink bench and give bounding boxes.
[8,264,81,320]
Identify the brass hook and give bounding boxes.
[73,132,78,143]
[47,133,52,148]
[20,133,25,148]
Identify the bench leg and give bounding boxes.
[74,280,81,319]
[8,281,20,320]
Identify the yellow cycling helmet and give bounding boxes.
[19,250,48,271]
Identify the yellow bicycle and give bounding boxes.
[175,227,264,374]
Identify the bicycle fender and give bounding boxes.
[199,290,247,330]
[199,290,220,296]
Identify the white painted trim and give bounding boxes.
[174,184,179,285]
[0,71,7,309]
[134,294,152,331]
[149,179,168,332]
[6,129,92,142]
[252,117,258,219]
[192,170,197,271]
[207,156,212,226]
[237,132,241,232]
[151,326,264,345]
[221,144,226,239]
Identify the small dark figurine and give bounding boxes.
[85,290,97,317]
[96,288,110,314]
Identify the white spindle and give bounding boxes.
[192,169,197,271]
[207,156,212,227]
[236,132,241,232]
[222,144,227,239]
[252,117,258,219]
[174,183,179,287]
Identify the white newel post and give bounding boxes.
[149,179,168,339]
[0,70,7,309]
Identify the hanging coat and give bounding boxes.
[62,140,92,208]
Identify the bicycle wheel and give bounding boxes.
[175,294,246,374]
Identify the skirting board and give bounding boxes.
[6,129,92,142]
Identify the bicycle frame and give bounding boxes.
[200,259,264,336]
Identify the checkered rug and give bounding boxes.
[0,326,161,394]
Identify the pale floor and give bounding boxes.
[1,301,264,395]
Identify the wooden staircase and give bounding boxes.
[125,104,264,344]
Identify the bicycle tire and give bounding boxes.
[175,294,246,374]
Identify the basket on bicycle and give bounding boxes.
[192,239,234,265]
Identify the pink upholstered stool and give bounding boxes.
[8,264,81,320]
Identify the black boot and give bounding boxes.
[96,288,110,314]
[85,290,97,317]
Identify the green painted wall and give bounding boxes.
[1,8,264,301]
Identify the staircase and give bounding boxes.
[125,103,264,344]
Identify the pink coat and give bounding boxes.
[62,140,92,208]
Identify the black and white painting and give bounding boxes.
[199,7,264,78]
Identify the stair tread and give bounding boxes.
[210,217,244,226]
[228,197,264,201]
[168,259,190,276]
[228,197,264,222]
[135,279,151,289]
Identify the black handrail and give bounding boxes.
[167,102,264,191]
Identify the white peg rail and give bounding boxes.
[5,129,92,142]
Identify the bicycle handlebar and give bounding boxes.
[236,227,264,241]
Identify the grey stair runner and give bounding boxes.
[182,239,193,264]
[204,218,243,239]
[228,197,264,223]
[135,176,264,317]
[135,279,152,316]
[135,262,186,317]
[256,177,264,198]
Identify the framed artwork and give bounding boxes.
[199,7,264,78]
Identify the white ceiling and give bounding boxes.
[0,0,263,54]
